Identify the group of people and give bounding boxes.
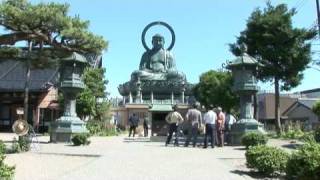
[165,103,227,148]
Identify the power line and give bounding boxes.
[294,0,309,12]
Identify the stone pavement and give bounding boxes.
[1,133,255,180]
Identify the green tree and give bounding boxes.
[194,70,238,113]
[76,67,110,121]
[229,2,316,134]
[312,101,320,117]
[0,0,107,121]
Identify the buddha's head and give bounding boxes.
[152,34,165,49]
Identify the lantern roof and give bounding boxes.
[61,52,87,63]
[226,52,259,69]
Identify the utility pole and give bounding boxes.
[316,0,320,36]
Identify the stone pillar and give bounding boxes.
[181,80,185,104]
[181,88,185,104]
[240,94,254,119]
[151,91,154,104]
[129,92,133,103]
[171,92,174,104]
[123,96,126,105]
[135,78,142,103]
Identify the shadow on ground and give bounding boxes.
[281,143,302,150]
[230,170,285,180]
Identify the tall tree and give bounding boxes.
[229,2,316,134]
[312,101,320,118]
[0,0,107,121]
[77,67,110,121]
[194,70,238,113]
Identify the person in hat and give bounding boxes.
[165,105,184,146]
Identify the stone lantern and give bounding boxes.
[226,50,264,145]
[50,52,88,142]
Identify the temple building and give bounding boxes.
[0,52,102,132]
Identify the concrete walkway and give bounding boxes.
[1,133,253,180]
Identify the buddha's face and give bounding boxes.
[152,35,164,49]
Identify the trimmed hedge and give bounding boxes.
[71,133,91,146]
[241,132,268,148]
[286,143,320,179]
[246,145,289,176]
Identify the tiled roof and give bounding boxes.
[0,60,58,92]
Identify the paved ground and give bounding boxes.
[1,133,295,180]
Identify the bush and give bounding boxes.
[10,138,20,153]
[71,133,90,146]
[241,132,268,148]
[86,121,118,136]
[314,127,320,143]
[286,142,320,179]
[0,154,15,180]
[281,129,304,140]
[18,136,30,152]
[0,140,6,154]
[246,145,289,176]
[299,131,315,143]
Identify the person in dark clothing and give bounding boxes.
[128,113,139,137]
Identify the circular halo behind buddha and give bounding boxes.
[118,21,193,100]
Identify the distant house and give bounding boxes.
[300,88,320,98]
[282,99,320,131]
[0,54,102,132]
[257,88,320,131]
[257,92,298,130]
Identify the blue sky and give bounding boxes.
[31,0,318,97]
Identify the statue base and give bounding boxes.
[230,118,265,145]
[50,116,88,143]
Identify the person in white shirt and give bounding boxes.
[165,105,184,146]
[225,113,237,144]
[203,105,217,148]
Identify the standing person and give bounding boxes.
[143,114,149,137]
[216,107,225,147]
[128,113,139,137]
[225,113,237,144]
[165,105,184,146]
[203,105,217,148]
[184,102,202,147]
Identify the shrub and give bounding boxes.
[9,138,21,154]
[314,127,320,143]
[246,145,289,176]
[241,132,268,148]
[71,133,90,146]
[18,136,30,152]
[281,129,304,140]
[0,154,15,180]
[299,131,315,143]
[286,142,320,179]
[0,140,6,154]
[86,121,118,136]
